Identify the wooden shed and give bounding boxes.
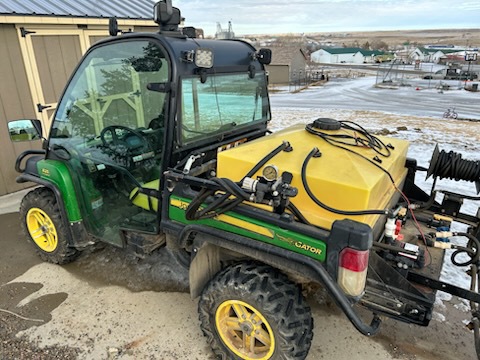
[0,0,158,195]
[266,45,308,85]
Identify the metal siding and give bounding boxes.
[0,0,156,19]
[291,52,306,79]
[132,25,158,33]
[265,64,289,85]
[32,35,82,104]
[89,35,109,45]
[0,24,39,195]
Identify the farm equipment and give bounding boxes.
[8,1,480,359]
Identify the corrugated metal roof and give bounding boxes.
[0,0,157,19]
[321,47,363,55]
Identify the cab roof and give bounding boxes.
[96,31,264,75]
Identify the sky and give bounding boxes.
[174,0,480,36]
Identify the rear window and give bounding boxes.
[179,72,270,144]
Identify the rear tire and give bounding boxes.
[20,187,79,264]
[198,262,313,360]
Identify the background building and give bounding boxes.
[311,47,386,64]
[266,45,309,85]
[0,0,157,195]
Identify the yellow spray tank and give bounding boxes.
[217,119,409,231]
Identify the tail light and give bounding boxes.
[337,247,369,297]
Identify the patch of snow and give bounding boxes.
[432,311,446,322]
[437,291,453,302]
[434,297,446,311]
[454,302,470,313]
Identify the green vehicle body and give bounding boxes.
[37,159,82,222]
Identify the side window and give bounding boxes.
[52,41,168,140]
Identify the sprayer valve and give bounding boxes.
[242,177,257,192]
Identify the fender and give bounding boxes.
[34,159,82,222]
[17,172,91,249]
[17,158,91,249]
[181,224,381,337]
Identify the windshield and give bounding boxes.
[51,40,168,141]
[180,72,270,144]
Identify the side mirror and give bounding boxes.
[109,17,120,36]
[8,119,43,142]
[257,48,272,65]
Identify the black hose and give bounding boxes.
[244,141,290,179]
[212,178,250,200]
[305,120,391,158]
[301,148,388,216]
[185,178,250,220]
[185,142,292,221]
[340,121,391,157]
[451,232,480,267]
[287,202,311,225]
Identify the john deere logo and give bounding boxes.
[276,234,296,246]
[41,168,50,176]
[277,234,322,255]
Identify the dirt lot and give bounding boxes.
[0,208,477,359]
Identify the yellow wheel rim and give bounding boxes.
[26,208,58,253]
[215,300,275,360]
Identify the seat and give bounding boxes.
[129,179,160,212]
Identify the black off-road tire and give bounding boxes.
[198,262,313,360]
[19,187,79,264]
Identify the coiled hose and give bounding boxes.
[427,145,480,193]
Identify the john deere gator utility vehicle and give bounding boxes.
[9,1,480,359]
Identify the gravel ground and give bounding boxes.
[0,213,81,360]
[0,208,191,359]
[0,312,81,359]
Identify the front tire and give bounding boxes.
[198,262,313,360]
[20,187,79,264]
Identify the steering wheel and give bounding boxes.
[100,125,153,167]
[100,125,150,153]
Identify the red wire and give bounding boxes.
[393,183,432,266]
